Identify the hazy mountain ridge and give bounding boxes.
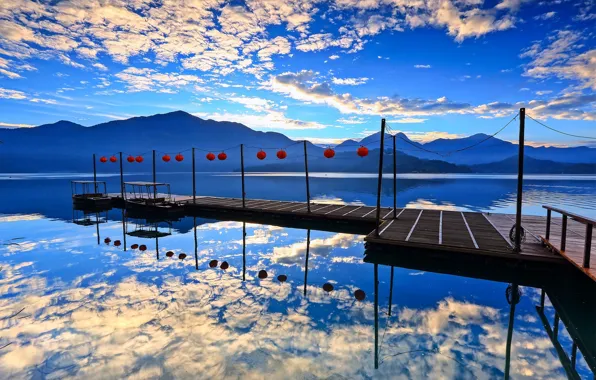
[0,111,594,174]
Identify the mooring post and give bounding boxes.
[192,148,196,205]
[392,134,397,218]
[514,108,525,252]
[303,140,311,213]
[119,152,124,200]
[374,263,379,369]
[375,119,386,236]
[152,149,157,200]
[241,144,246,208]
[304,229,311,296]
[92,153,98,193]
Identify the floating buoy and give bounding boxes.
[220,261,229,270]
[175,153,184,162]
[276,150,287,159]
[135,156,144,163]
[131,244,139,249]
[209,260,218,268]
[354,289,366,301]
[258,270,268,279]
[110,156,118,163]
[323,283,334,292]
[127,155,135,163]
[178,253,187,260]
[104,237,111,244]
[139,244,147,251]
[218,152,227,161]
[256,150,266,160]
[324,148,335,159]
[166,251,174,257]
[162,154,171,162]
[99,156,108,163]
[357,146,368,158]
[114,240,121,247]
[206,153,215,161]
[277,274,287,282]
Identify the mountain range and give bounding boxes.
[0,110,594,174]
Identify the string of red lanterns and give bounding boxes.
[256,150,266,160]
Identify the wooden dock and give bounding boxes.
[101,193,596,282]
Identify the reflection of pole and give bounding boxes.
[194,216,198,270]
[95,212,100,245]
[374,263,379,369]
[393,134,397,219]
[93,153,98,193]
[241,144,246,208]
[122,209,127,251]
[514,108,525,253]
[304,229,311,296]
[242,222,246,281]
[119,152,124,200]
[303,141,311,213]
[504,283,518,380]
[192,148,196,205]
[375,119,386,236]
[388,266,394,316]
[155,223,159,260]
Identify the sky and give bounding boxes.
[0,0,594,147]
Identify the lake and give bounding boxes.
[0,173,595,379]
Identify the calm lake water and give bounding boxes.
[0,173,595,379]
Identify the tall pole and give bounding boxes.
[194,216,198,270]
[242,222,246,281]
[392,134,397,219]
[375,119,386,236]
[192,148,196,205]
[119,152,124,200]
[303,229,311,296]
[152,149,157,200]
[303,141,311,213]
[515,108,525,252]
[92,153,97,193]
[374,263,379,369]
[155,223,159,260]
[95,212,100,245]
[241,144,246,208]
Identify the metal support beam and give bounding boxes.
[375,119,386,236]
[515,108,525,253]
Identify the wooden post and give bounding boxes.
[303,141,311,213]
[375,119,386,236]
[546,209,552,241]
[504,284,518,380]
[514,108,525,252]
[374,263,379,369]
[152,149,157,200]
[388,266,394,316]
[303,229,311,295]
[561,215,567,252]
[93,153,98,193]
[192,148,196,205]
[392,134,397,219]
[241,144,246,208]
[119,152,124,200]
[584,224,592,268]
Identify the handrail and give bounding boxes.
[542,205,593,269]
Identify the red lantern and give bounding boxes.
[114,240,121,247]
[324,148,335,159]
[256,150,266,160]
[206,153,215,161]
[258,270,268,279]
[139,244,147,251]
[178,253,187,260]
[109,156,118,163]
[166,251,174,257]
[220,261,229,270]
[276,150,287,159]
[104,237,111,244]
[357,146,368,157]
[127,156,135,163]
[99,156,108,163]
[354,289,366,301]
[175,153,184,162]
[162,154,171,162]
[218,152,227,161]
[277,274,287,282]
[135,156,143,163]
[323,283,334,292]
[131,244,139,249]
[209,260,218,268]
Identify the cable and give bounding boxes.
[527,114,596,140]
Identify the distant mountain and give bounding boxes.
[469,156,596,174]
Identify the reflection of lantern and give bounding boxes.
[324,148,335,158]
[175,153,184,162]
[277,274,287,282]
[354,289,366,301]
[139,244,147,251]
[127,156,135,163]
[131,244,139,249]
[104,237,111,244]
[178,253,187,260]
[256,150,266,160]
[258,270,268,279]
[135,156,144,163]
[162,154,171,162]
[114,240,121,247]
[323,283,334,292]
[276,150,287,159]
[220,261,229,270]
[166,251,174,257]
[110,156,118,163]
[217,152,227,161]
[209,260,218,268]
[100,156,108,163]
[206,153,215,161]
[357,146,368,157]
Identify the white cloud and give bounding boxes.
[92,63,108,71]
[329,55,340,60]
[331,77,369,85]
[534,11,556,20]
[535,90,552,96]
[193,110,328,130]
[115,67,203,93]
[337,116,367,124]
[0,87,26,100]
[389,118,427,124]
[414,64,431,69]
[0,121,34,128]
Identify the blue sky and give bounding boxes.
[0,0,594,147]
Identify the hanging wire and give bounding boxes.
[527,114,596,140]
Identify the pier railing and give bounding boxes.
[543,205,594,268]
